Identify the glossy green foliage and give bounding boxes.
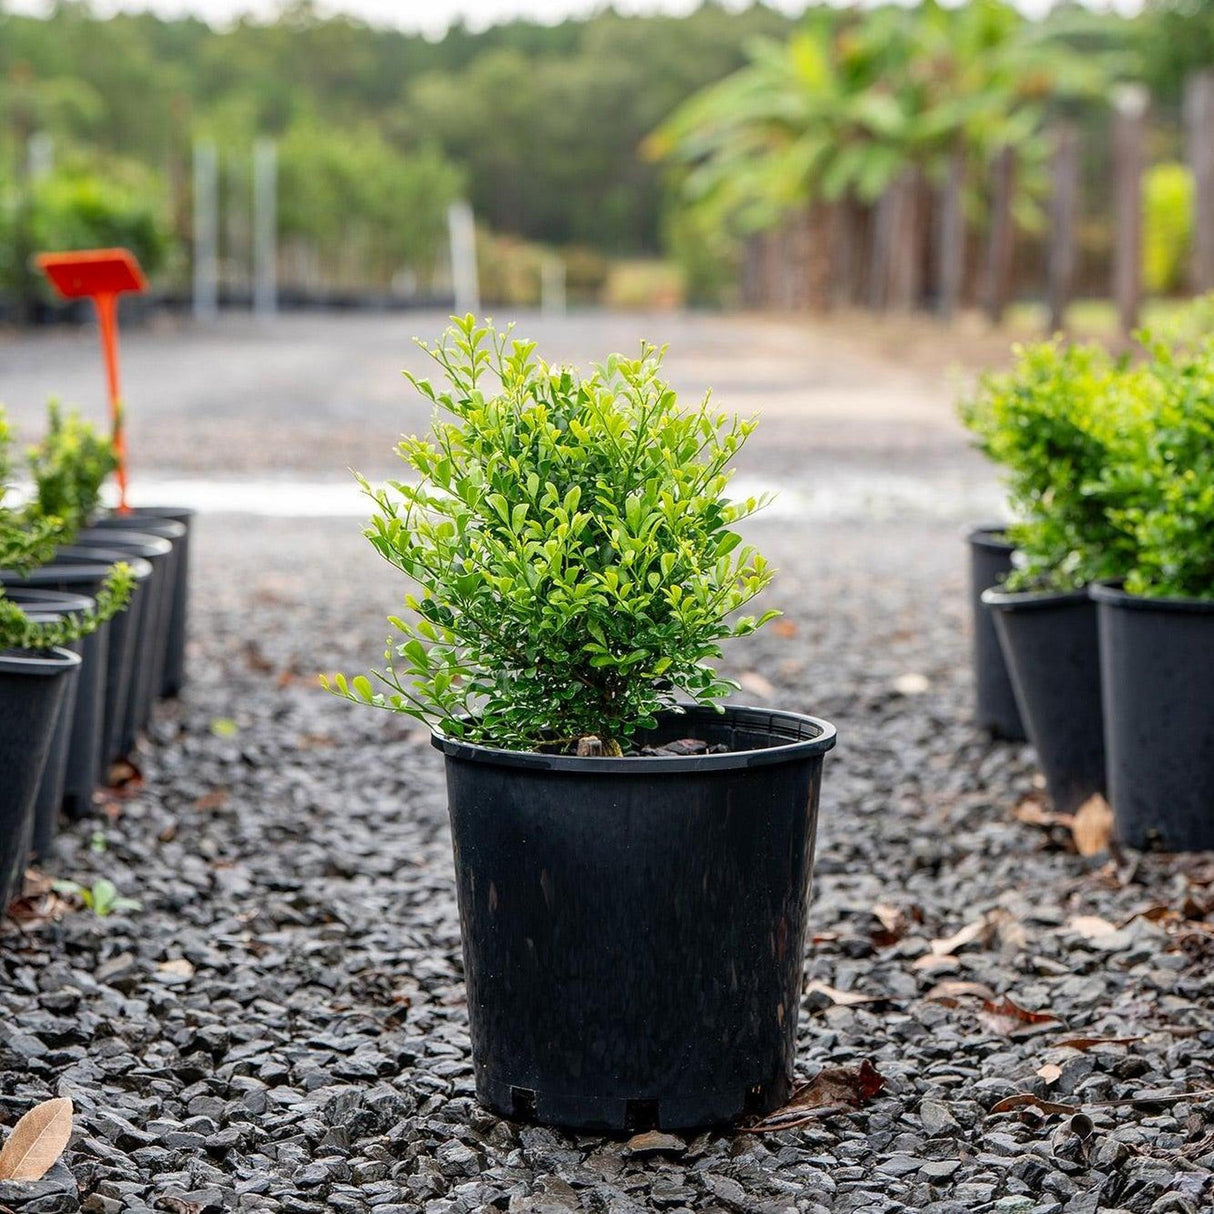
[26,401,119,535]
[959,339,1145,591]
[326,316,777,752]
[1116,336,1214,600]
[0,405,133,651]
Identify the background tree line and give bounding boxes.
[0,0,1209,313]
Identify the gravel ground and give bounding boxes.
[3,512,1213,1214]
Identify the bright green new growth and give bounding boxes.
[27,401,120,531]
[327,315,778,753]
[958,339,1145,593]
[0,404,134,651]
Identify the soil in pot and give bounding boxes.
[112,506,194,696]
[0,647,81,909]
[983,587,1105,815]
[1092,585,1214,850]
[41,550,153,765]
[434,704,836,1132]
[4,590,95,854]
[967,526,1026,741]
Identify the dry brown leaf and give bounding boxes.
[1072,794,1115,857]
[911,953,961,974]
[1068,915,1118,939]
[990,1092,1078,1116]
[1037,1063,1063,1085]
[1118,905,1178,929]
[0,1097,73,1181]
[743,1060,885,1133]
[871,903,911,947]
[1054,1035,1144,1052]
[977,995,1063,1039]
[771,619,798,639]
[930,916,992,957]
[737,671,775,699]
[1014,796,1074,829]
[157,959,194,978]
[805,981,885,1009]
[988,907,1029,952]
[624,1131,684,1155]
[924,980,996,1005]
[192,789,229,812]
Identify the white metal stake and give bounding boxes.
[447,200,480,316]
[253,138,277,319]
[193,139,219,322]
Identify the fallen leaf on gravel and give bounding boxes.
[193,789,229,811]
[1118,905,1178,928]
[930,916,993,957]
[804,981,885,1009]
[990,1093,1078,1116]
[624,1131,684,1155]
[0,1097,73,1180]
[911,953,961,974]
[105,758,143,792]
[871,903,913,947]
[1037,1063,1063,1085]
[1068,915,1118,939]
[737,671,775,699]
[157,959,195,978]
[977,995,1063,1038]
[743,1060,886,1133]
[892,672,931,696]
[1014,796,1073,829]
[1071,794,1114,856]
[925,980,996,1005]
[771,619,798,639]
[1054,1035,1144,1052]
[988,907,1029,952]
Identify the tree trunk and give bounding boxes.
[982,146,1016,325]
[936,150,966,321]
[1047,123,1080,334]
[1185,70,1214,294]
[1113,85,1147,338]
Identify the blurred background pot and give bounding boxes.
[1092,585,1214,850]
[983,586,1105,815]
[3,589,96,852]
[0,647,81,910]
[966,526,1026,741]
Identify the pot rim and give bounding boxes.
[1090,581,1214,615]
[90,518,186,540]
[981,585,1091,612]
[75,530,172,559]
[3,588,96,615]
[111,504,196,521]
[0,646,83,676]
[432,703,837,773]
[966,523,1015,553]
[4,556,153,583]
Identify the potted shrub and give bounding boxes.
[960,340,1141,813]
[1092,335,1214,849]
[326,317,836,1131]
[0,424,129,907]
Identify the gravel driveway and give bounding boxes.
[1,313,1211,1213]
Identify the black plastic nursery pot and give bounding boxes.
[92,513,189,698]
[1091,585,1214,850]
[41,550,153,765]
[982,587,1105,815]
[73,529,172,746]
[433,705,837,1132]
[967,526,1026,741]
[0,647,81,910]
[5,590,94,855]
[110,506,194,696]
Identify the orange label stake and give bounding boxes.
[35,249,147,513]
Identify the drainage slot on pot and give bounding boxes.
[510,1087,537,1120]
[624,1099,660,1132]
